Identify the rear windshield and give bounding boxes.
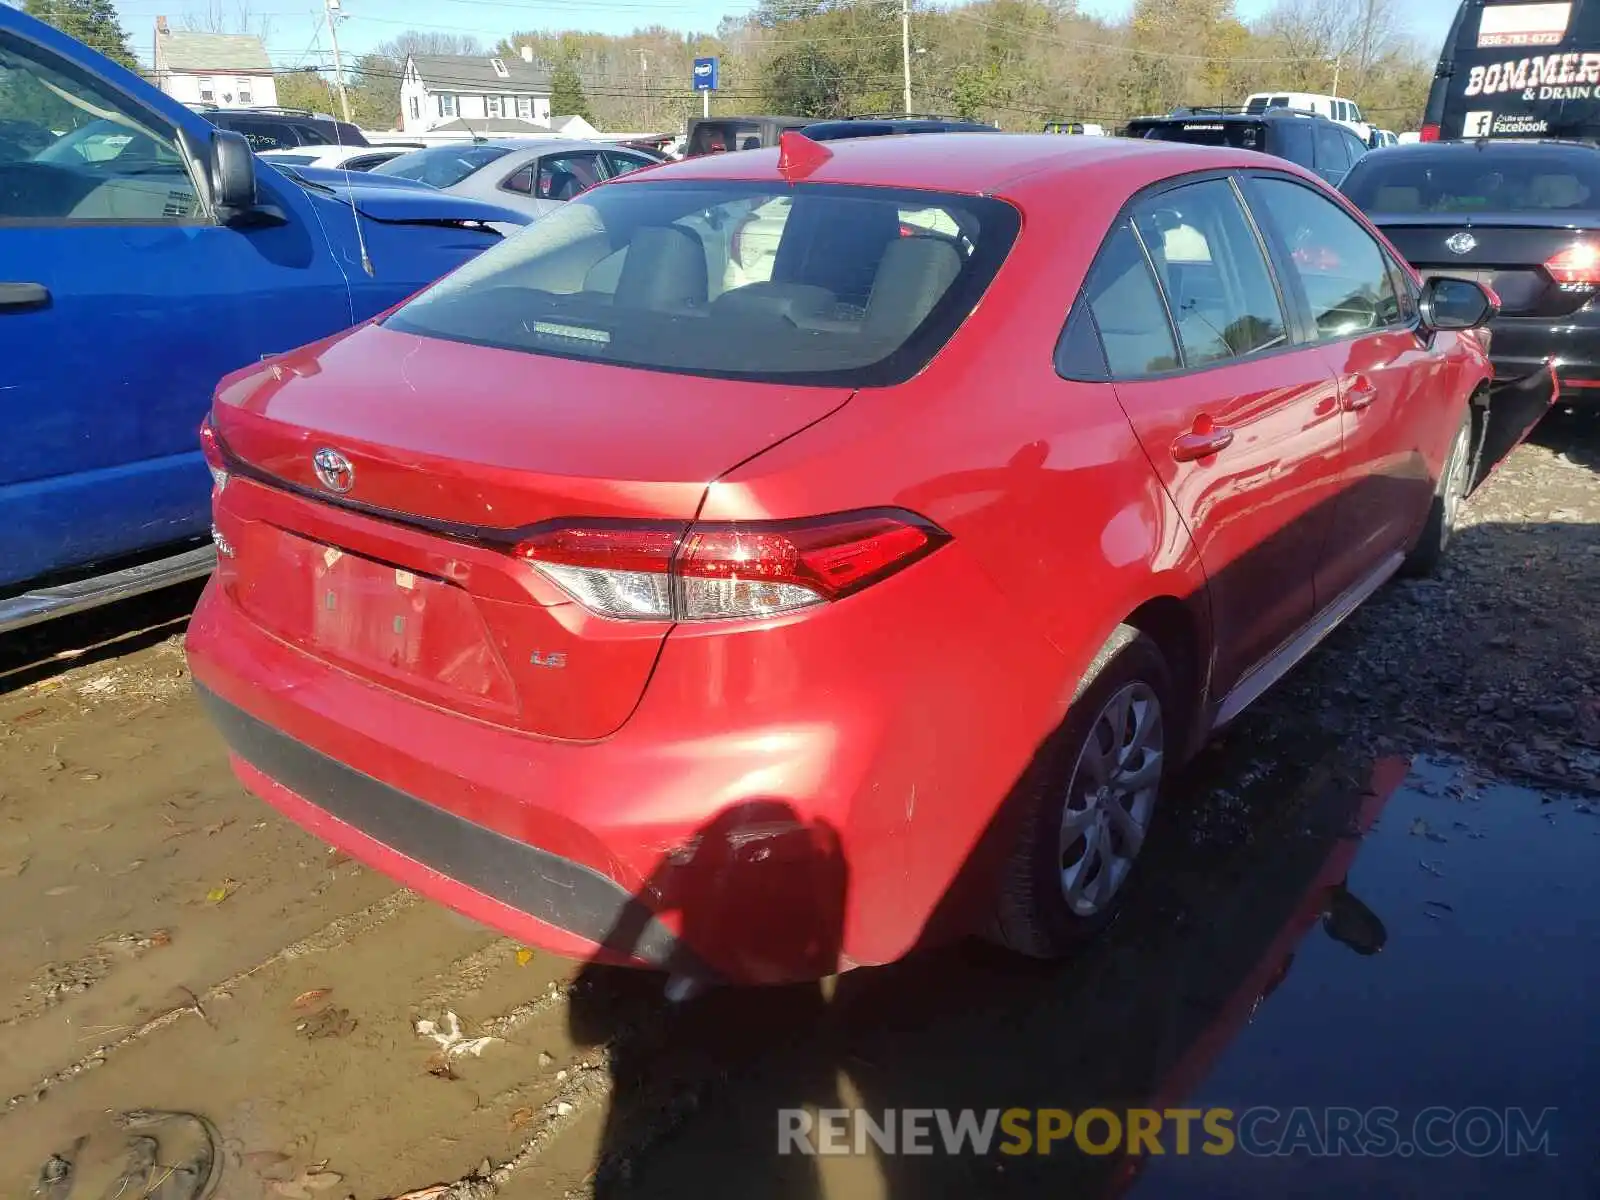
[687,122,769,155]
[371,144,512,187]
[1343,149,1600,213]
[383,180,1020,386]
[1136,121,1268,151]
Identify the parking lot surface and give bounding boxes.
[1,424,1596,1199]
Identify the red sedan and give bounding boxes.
[187,132,1495,986]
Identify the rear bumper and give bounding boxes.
[185,541,1067,983]
[1486,314,1600,398]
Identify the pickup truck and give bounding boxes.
[0,8,529,633]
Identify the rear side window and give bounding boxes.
[1249,177,1401,338]
[687,122,763,155]
[1131,179,1288,367]
[1079,221,1179,377]
[384,181,1020,386]
[1342,149,1600,213]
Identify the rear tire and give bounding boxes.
[1404,407,1474,578]
[991,627,1173,959]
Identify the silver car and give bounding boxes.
[367,138,660,219]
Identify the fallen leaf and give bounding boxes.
[515,947,535,967]
[425,1051,456,1079]
[508,1106,535,1130]
[206,879,240,904]
[150,929,173,947]
[291,988,331,1011]
[389,1188,451,1200]
[46,884,79,897]
[203,819,235,836]
[0,857,29,879]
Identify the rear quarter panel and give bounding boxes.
[699,171,1210,959]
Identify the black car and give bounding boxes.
[801,116,997,140]
[191,105,369,152]
[1342,139,1600,393]
[682,113,994,156]
[1123,106,1371,187]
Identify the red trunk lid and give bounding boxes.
[209,324,853,740]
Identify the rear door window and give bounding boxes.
[535,152,606,200]
[1313,125,1351,179]
[384,180,1020,386]
[1275,122,1315,168]
[1130,179,1289,367]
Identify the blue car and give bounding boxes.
[0,8,529,632]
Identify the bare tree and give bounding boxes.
[374,31,486,60]
[182,1,273,43]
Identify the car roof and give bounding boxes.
[614,131,1306,197]
[443,137,619,154]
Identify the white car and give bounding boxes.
[1244,91,1373,144]
[258,144,420,172]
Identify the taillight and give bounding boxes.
[1545,242,1600,284]
[1420,123,1440,142]
[515,510,947,622]
[199,416,227,492]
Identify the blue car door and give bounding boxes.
[0,22,352,590]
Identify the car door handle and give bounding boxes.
[1171,419,1235,462]
[1341,375,1379,411]
[0,282,50,311]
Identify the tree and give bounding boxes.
[761,41,851,118]
[274,68,339,115]
[23,0,136,70]
[550,54,593,121]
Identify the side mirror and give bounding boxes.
[1419,275,1499,331]
[210,129,257,212]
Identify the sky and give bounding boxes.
[110,0,1467,71]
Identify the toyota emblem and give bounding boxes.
[1446,232,1478,255]
[312,448,355,494]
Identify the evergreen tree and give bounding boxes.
[23,0,138,71]
[549,55,592,122]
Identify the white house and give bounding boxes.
[151,16,277,109]
[400,50,552,135]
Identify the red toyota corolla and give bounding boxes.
[187,132,1495,986]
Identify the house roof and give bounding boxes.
[550,115,597,135]
[409,54,551,93]
[429,116,550,135]
[156,29,272,73]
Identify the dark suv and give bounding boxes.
[190,105,369,152]
[1122,106,1369,187]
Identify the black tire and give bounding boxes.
[990,626,1174,959]
[1404,407,1474,578]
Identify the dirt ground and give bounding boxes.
[0,415,1595,1200]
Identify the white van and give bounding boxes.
[1244,92,1373,143]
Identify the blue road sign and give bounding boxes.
[692,57,719,91]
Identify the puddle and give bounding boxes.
[545,752,1600,1199]
[1129,755,1600,1199]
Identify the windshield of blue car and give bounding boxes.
[1344,148,1600,214]
[383,179,1020,387]
[370,144,514,188]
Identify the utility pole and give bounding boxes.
[1331,54,1342,98]
[324,0,353,123]
[636,48,651,128]
[901,0,912,115]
